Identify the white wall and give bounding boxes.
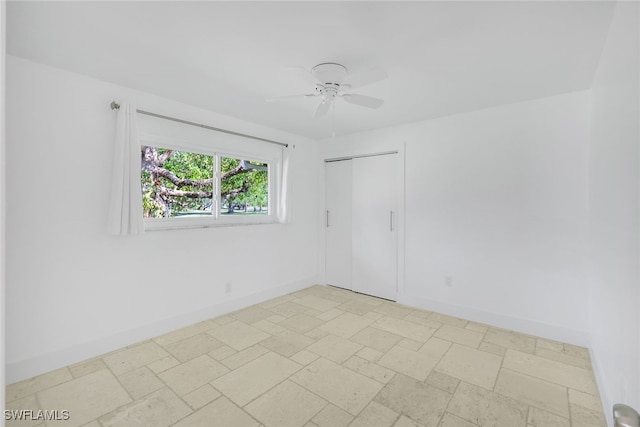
[587,1,640,418]
[320,89,592,345]
[5,56,320,383]
[1,0,7,408]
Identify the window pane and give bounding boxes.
[141,146,214,218]
[220,157,269,216]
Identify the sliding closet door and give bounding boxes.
[352,154,397,300]
[325,160,352,290]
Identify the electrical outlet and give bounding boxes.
[445,276,453,287]
[225,283,232,294]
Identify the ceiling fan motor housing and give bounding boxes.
[312,63,348,85]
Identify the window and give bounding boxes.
[141,144,274,229]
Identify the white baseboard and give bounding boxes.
[589,348,614,427]
[5,276,317,385]
[396,294,590,347]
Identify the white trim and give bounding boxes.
[590,349,614,427]
[5,275,317,385]
[396,294,590,346]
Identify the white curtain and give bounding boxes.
[277,145,293,224]
[107,101,144,235]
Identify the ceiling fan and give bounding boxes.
[268,63,387,118]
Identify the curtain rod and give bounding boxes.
[110,101,288,148]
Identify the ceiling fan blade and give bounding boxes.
[313,98,332,118]
[343,68,388,90]
[266,93,318,103]
[341,93,384,109]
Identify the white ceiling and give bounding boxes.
[7,1,616,139]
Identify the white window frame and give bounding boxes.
[140,135,278,231]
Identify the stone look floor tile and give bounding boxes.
[116,366,164,399]
[439,413,479,427]
[483,328,536,354]
[403,314,444,329]
[295,295,342,312]
[251,319,287,335]
[375,373,451,426]
[212,352,301,407]
[373,317,436,342]
[570,403,607,427]
[319,312,374,339]
[427,313,468,328]
[357,346,384,361]
[152,320,217,347]
[536,338,564,353]
[103,342,169,376]
[343,356,395,384]
[219,344,269,370]
[419,337,452,359]
[436,344,502,390]
[172,396,259,427]
[494,368,569,417]
[379,345,441,381]
[351,327,403,353]
[502,349,598,395]
[182,384,221,410]
[465,322,489,333]
[145,355,180,374]
[6,367,73,402]
[278,314,325,333]
[162,333,224,363]
[268,301,309,317]
[568,389,604,413]
[426,370,460,394]
[338,300,377,316]
[527,407,570,427]
[393,415,425,427]
[231,306,276,324]
[69,358,107,379]
[207,320,270,351]
[398,338,424,351]
[4,285,608,427]
[564,344,590,360]
[158,354,229,396]
[99,387,190,427]
[447,381,528,427]
[207,345,237,361]
[245,380,327,427]
[260,329,315,357]
[478,342,507,356]
[311,404,353,427]
[306,334,362,364]
[534,348,592,369]
[316,308,345,321]
[434,324,484,348]
[350,401,399,427]
[373,302,414,319]
[290,349,320,366]
[291,357,383,416]
[38,370,132,427]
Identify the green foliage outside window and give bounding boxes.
[141,146,269,218]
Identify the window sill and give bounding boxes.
[144,216,278,231]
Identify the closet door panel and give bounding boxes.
[325,160,352,290]
[352,154,397,300]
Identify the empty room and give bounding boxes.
[2,1,639,426]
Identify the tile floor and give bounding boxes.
[5,285,607,427]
